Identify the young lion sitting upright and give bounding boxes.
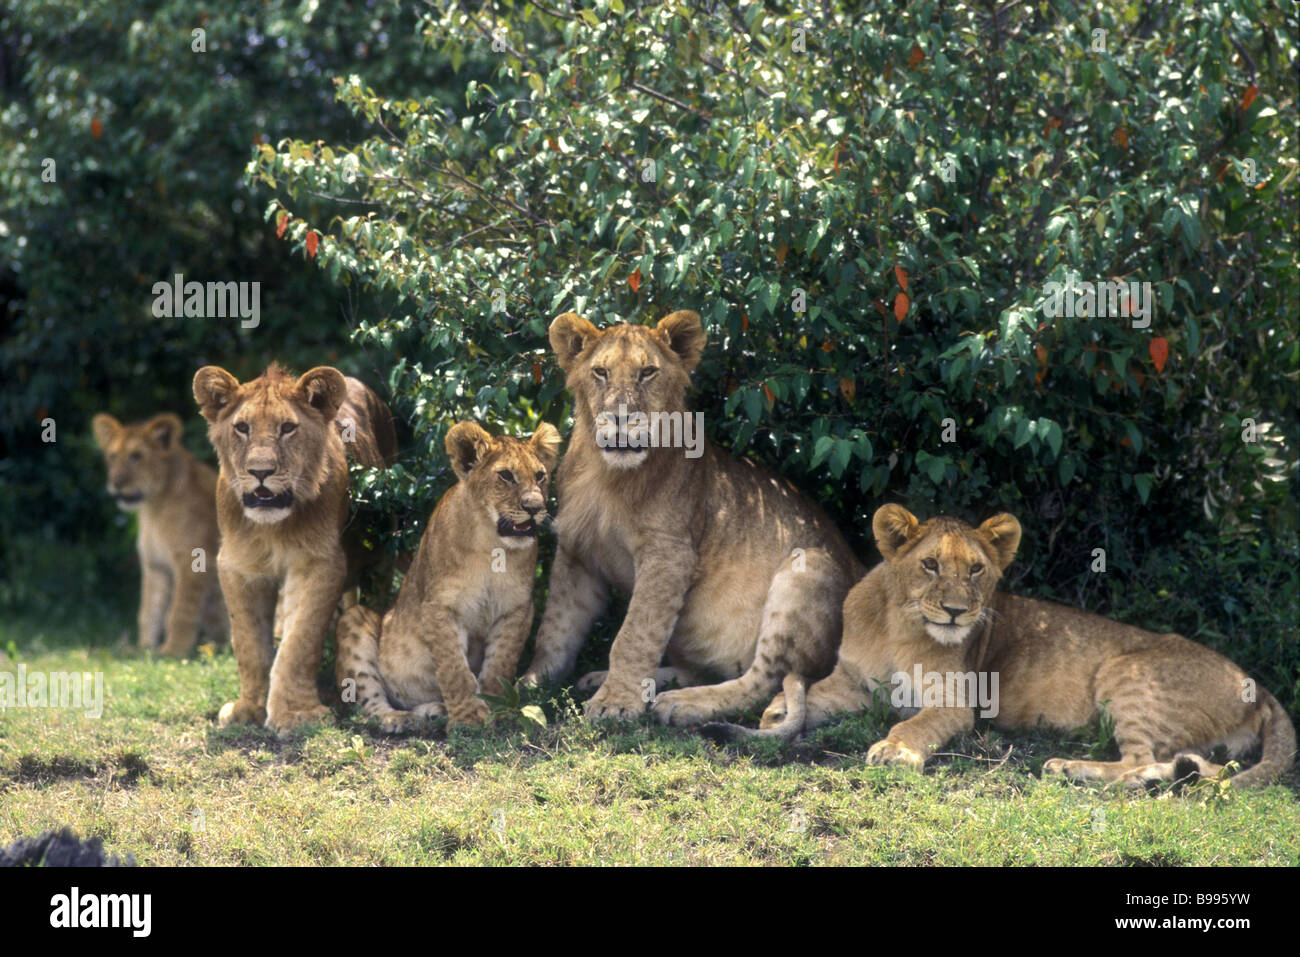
[193,362,396,733]
[743,505,1295,788]
[521,309,864,724]
[336,421,561,730]
[92,412,226,656]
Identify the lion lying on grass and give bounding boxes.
[713,505,1295,789]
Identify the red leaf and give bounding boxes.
[1035,343,1048,365]
[531,361,542,384]
[91,117,102,140]
[1241,84,1259,111]
[762,383,774,409]
[893,292,909,323]
[275,211,289,239]
[894,265,909,292]
[740,311,748,332]
[1149,336,1169,373]
[839,377,856,402]
[908,45,924,69]
[305,230,319,259]
[628,268,641,293]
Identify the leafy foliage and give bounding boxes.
[251,0,1296,669]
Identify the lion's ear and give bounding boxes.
[549,313,601,372]
[655,310,706,372]
[873,504,921,560]
[977,513,1022,569]
[297,367,347,422]
[91,414,121,450]
[446,421,494,482]
[146,413,184,452]
[529,422,562,470]
[193,367,240,423]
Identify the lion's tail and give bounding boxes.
[698,673,808,744]
[1231,689,1296,788]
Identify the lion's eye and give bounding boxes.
[922,558,939,573]
[281,422,297,435]
[592,367,608,381]
[498,470,515,484]
[639,366,658,382]
[535,471,546,483]
[128,452,142,463]
[970,563,984,577]
[234,422,250,436]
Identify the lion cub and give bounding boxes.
[336,421,560,730]
[92,412,226,656]
[744,506,1295,788]
[193,363,396,733]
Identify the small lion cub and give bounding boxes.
[92,412,226,655]
[336,420,561,730]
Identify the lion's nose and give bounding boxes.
[248,467,276,483]
[941,603,967,620]
[522,501,543,516]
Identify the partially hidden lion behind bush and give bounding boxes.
[336,420,560,730]
[718,505,1295,789]
[521,309,864,724]
[92,411,226,656]
[193,362,396,733]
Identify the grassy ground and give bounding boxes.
[1,617,1296,866]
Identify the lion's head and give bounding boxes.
[446,421,561,548]
[192,363,347,525]
[873,505,1022,645]
[91,413,187,511]
[549,309,706,471]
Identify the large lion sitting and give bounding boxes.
[193,363,396,733]
[336,421,560,730]
[737,505,1295,788]
[91,412,226,656]
[520,310,864,724]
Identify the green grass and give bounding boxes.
[1,618,1296,866]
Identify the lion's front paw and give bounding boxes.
[376,711,417,735]
[759,693,788,729]
[267,704,333,734]
[217,700,266,727]
[575,670,608,695]
[650,688,714,726]
[448,698,492,727]
[584,683,645,721]
[1042,758,1070,777]
[866,737,926,771]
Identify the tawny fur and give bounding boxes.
[749,505,1295,789]
[336,421,560,730]
[521,310,864,724]
[92,412,226,656]
[193,362,396,734]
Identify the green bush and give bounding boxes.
[250,1,1297,708]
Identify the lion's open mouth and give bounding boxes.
[243,487,294,510]
[497,516,537,538]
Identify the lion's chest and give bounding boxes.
[135,518,176,571]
